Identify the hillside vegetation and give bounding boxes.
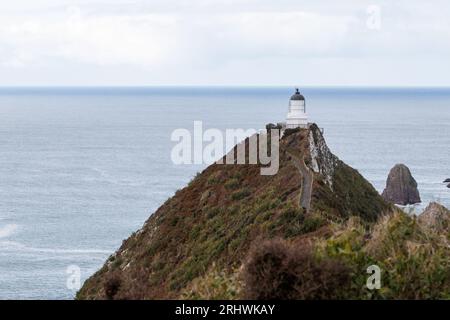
[77,125,448,300]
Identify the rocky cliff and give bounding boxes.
[382,164,421,205]
[77,124,392,299]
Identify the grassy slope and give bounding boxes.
[77,126,394,299]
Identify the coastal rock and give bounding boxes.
[443,178,450,183]
[447,183,450,188]
[307,124,338,188]
[381,164,421,205]
[418,202,450,232]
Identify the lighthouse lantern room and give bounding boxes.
[286,88,308,129]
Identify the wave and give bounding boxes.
[0,240,111,255]
[0,224,19,239]
[86,167,148,187]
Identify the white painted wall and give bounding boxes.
[286,99,308,128]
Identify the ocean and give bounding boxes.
[0,87,449,299]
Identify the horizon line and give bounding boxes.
[1,85,450,89]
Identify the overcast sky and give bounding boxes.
[1,0,450,86]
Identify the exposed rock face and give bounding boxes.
[307,124,338,188]
[419,202,449,232]
[382,164,421,205]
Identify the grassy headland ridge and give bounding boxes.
[77,124,449,300]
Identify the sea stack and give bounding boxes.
[382,164,421,205]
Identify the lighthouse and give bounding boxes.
[286,88,308,129]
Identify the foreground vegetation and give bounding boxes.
[183,209,449,299]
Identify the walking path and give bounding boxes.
[289,152,313,212]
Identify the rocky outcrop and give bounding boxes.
[382,164,421,205]
[443,178,450,188]
[307,124,338,188]
[419,202,449,232]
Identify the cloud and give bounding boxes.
[1,0,450,85]
[203,11,357,60]
[0,9,359,68]
[0,7,179,68]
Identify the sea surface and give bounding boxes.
[0,87,449,299]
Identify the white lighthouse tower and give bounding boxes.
[286,88,308,129]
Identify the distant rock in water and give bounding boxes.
[419,202,449,232]
[447,183,450,188]
[444,178,450,183]
[381,164,421,205]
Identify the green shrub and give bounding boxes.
[207,172,222,186]
[231,189,251,200]
[316,212,450,299]
[181,265,241,300]
[224,178,240,190]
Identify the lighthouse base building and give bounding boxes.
[286,88,308,129]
